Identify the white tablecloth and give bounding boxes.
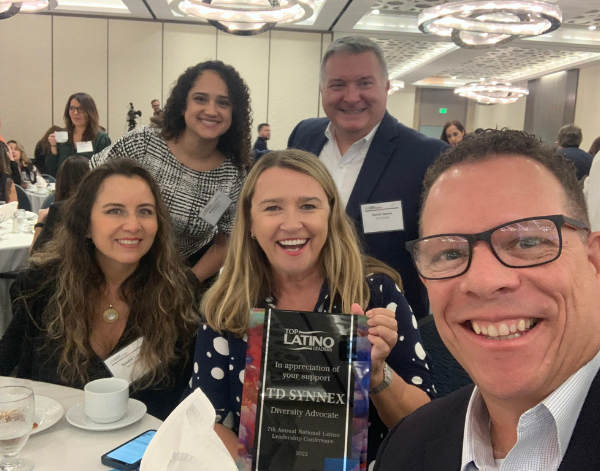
[24,190,48,214]
[0,377,163,471]
[0,220,33,335]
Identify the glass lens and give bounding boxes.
[491,218,560,266]
[414,235,470,278]
[69,106,84,113]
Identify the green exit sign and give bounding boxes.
[439,108,448,114]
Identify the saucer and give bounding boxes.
[66,399,146,431]
[32,396,64,435]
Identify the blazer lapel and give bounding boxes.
[346,112,398,222]
[423,388,471,471]
[558,368,600,470]
[302,127,329,156]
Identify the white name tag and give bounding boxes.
[76,141,93,153]
[199,190,232,226]
[361,200,405,234]
[103,337,150,384]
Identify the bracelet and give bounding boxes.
[34,223,45,229]
[370,363,393,395]
[50,145,57,148]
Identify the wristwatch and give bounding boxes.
[370,363,392,395]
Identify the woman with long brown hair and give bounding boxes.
[47,93,111,176]
[0,142,17,203]
[2,159,200,420]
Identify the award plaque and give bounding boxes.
[236,308,371,471]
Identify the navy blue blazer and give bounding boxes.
[288,111,448,319]
[374,368,600,470]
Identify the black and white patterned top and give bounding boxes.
[91,127,245,258]
[185,273,435,467]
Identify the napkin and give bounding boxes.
[140,389,238,471]
[0,201,18,224]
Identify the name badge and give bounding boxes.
[104,337,150,384]
[361,200,404,234]
[76,141,93,153]
[199,190,232,226]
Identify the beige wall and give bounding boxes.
[387,86,417,129]
[575,62,600,153]
[0,15,331,157]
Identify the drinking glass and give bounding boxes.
[0,386,34,471]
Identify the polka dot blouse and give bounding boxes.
[185,273,434,466]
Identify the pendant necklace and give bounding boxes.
[102,304,120,324]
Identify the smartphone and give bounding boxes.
[101,430,156,471]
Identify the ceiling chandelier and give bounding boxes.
[171,0,314,36]
[418,0,562,49]
[388,80,405,96]
[455,80,529,104]
[0,0,55,19]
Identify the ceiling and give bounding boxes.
[42,0,600,87]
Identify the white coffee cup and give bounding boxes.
[55,131,68,143]
[84,378,129,424]
[48,183,56,191]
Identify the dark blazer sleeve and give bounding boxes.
[287,120,304,149]
[374,385,473,471]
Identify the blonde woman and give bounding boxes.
[186,149,433,468]
[7,140,44,189]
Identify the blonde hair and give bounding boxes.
[202,149,401,336]
[9,141,31,167]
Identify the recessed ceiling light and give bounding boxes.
[452,76,457,79]
[480,77,485,81]
[372,9,380,15]
[590,26,597,30]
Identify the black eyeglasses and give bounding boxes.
[405,215,589,280]
[69,106,85,114]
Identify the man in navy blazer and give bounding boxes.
[288,36,447,320]
[376,130,600,470]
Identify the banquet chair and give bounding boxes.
[42,174,56,183]
[41,194,54,210]
[14,185,33,212]
[418,314,473,397]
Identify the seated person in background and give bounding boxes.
[253,123,270,151]
[34,125,62,175]
[556,123,593,180]
[1,141,21,187]
[7,140,45,189]
[376,129,600,470]
[0,143,17,203]
[3,159,200,420]
[441,120,466,148]
[186,149,433,468]
[31,155,90,253]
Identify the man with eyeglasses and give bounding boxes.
[375,129,600,471]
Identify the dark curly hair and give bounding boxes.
[421,128,589,231]
[162,61,252,170]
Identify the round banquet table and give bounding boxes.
[24,190,48,215]
[0,377,163,471]
[0,220,33,336]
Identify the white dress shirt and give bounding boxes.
[319,123,380,208]
[461,349,600,471]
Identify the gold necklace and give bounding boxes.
[102,304,120,324]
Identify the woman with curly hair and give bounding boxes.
[47,92,111,176]
[2,159,200,420]
[92,61,251,287]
